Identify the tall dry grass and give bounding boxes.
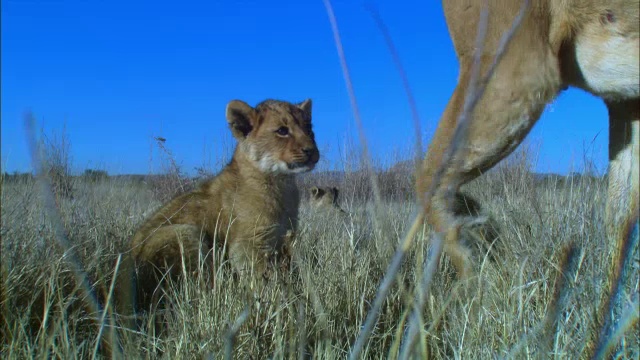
[319,1,638,358]
[2,2,638,359]
[1,140,638,358]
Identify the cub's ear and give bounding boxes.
[226,100,255,139]
[310,186,320,198]
[297,98,312,118]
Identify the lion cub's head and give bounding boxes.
[226,98,320,174]
[309,186,347,214]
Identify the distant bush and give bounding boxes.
[83,169,109,182]
[40,124,75,199]
[3,172,34,183]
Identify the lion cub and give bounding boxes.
[309,186,347,214]
[125,98,319,312]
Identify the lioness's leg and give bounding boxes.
[605,99,639,257]
[418,20,562,278]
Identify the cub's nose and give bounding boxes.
[302,147,319,163]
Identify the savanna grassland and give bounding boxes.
[1,141,638,359]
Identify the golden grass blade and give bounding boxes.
[544,243,581,357]
[348,211,424,360]
[595,293,640,360]
[93,254,123,359]
[364,3,424,168]
[591,218,640,359]
[321,0,382,209]
[398,232,444,360]
[224,305,250,360]
[23,110,121,358]
[502,243,581,360]
[347,1,530,358]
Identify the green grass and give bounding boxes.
[1,153,638,359]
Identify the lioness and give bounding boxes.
[121,98,319,314]
[309,186,347,214]
[417,0,639,278]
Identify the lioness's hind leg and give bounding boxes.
[420,39,562,278]
[605,99,639,259]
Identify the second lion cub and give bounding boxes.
[125,98,319,312]
[309,186,347,214]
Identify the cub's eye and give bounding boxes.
[275,127,289,136]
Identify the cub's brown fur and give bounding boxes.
[418,0,639,278]
[120,98,319,315]
[309,186,347,214]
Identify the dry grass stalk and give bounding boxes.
[23,110,121,358]
[224,305,249,360]
[364,4,423,170]
[321,0,383,212]
[346,1,530,357]
[3,2,638,358]
[591,218,640,359]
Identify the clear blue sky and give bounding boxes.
[2,0,609,176]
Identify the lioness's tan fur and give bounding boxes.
[122,98,319,313]
[418,0,639,278]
